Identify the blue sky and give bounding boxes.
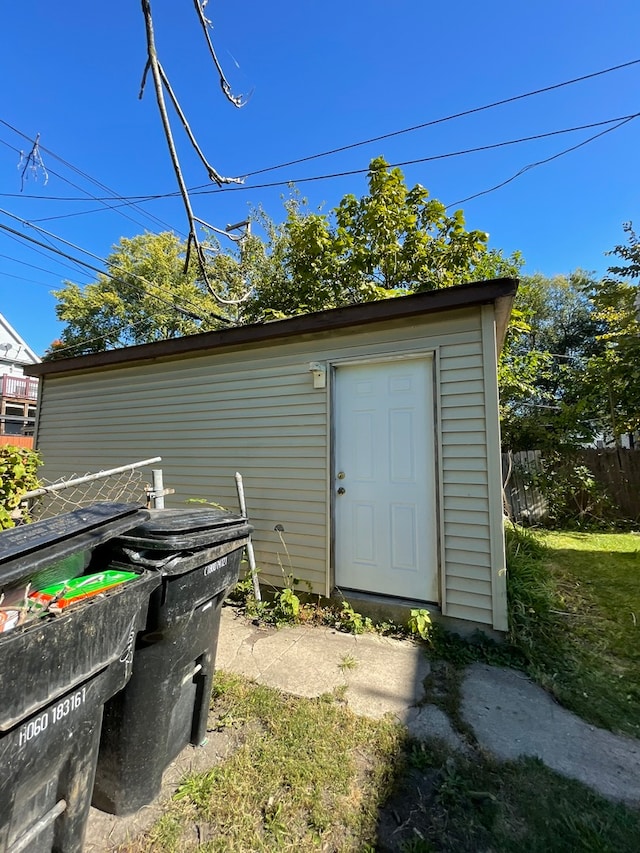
[0,0,638,355]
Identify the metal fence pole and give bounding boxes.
[152,469,165,509]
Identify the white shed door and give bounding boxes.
[333,357,439,601]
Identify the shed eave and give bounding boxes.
[26,277,518,378]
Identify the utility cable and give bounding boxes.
[0,215,229,324]
[0,127,181,235]
[446,114,637,209]
[0,249,92,285]
[187,112,640,195]
[44,315,170,357]
[206,57,640,181]
[2,110,636,218]
[0,228,93,282]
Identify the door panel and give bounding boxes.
[333,358,439,601]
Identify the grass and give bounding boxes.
[505,526,640,736]
[122,672,640,853]
[125,671,403,852]
[117,526,640,851]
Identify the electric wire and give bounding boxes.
[0,214,229,325]
[191,113,640,194]
[0,119,181,231]
[2,111,636,218]
[446,114,638,209]
[0,229,93,282]
[0,128,181,235]
[233,57,640,180]
[44,315,172,358]
[0,269,56,290]
[0,249,92,285]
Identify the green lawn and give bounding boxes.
[525,530,640,736]
[118,529,640,851]
[123,672,640,853]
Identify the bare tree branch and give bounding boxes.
[156,61,241,186]
[139,0,249,307]
[192,0,251,107]
[138,60,151,99]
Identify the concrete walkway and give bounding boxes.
[217,607,640,806]
[85,606,640,849]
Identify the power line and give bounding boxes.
[0,211,229,325]
[45,315,169,358]
[187,112,640,195]
[0,269,55,290]
[0,125,182,235]
[2,111,636,218]
[0,134,155,234]
[0,250,91,285]
[446,114,638,209]
[0,230,93,282]
[213,57,640,180]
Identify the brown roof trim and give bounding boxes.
[27,277,518,377]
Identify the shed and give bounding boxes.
[27,278,517,633]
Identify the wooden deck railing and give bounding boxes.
[1,374,39,400]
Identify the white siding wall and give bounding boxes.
[35,306,504,627]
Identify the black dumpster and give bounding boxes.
[92,507,252,815]
[0,503,159,853]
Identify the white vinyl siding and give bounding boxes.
[439,333,494,625]
[35,304,505,628]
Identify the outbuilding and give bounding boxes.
[27,278,517,633]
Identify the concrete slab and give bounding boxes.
[406,704,468,752]
[217,608,431,722]
[461,663,640,806]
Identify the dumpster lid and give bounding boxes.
[0,502,150,588]
[116,507,251,550]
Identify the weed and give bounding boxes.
[124,677,640,853]
[332,684,348,702]
[400,835,435,852]
[338,653,358,672]
[273,586,300,622]
[406,740,435,771]
[335,601,373,634]
[407,608,433,641]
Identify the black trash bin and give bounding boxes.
[0,503,159,853]
[92,507,252,815]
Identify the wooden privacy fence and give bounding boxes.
[502,448,640,524]
[502,450,546,524]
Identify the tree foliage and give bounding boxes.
[582,223,640,443]
[244,158,522,321]
[48,232,230,357]
[49,159,522,355]
[499,272,602,450]
[0,446,42,529]
[500,223,640,450]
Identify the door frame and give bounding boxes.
[326,349,444,605]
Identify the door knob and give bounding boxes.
[337,487,346,495]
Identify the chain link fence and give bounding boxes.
[22,457,163,521]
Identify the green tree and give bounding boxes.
[0,446,41,529]
[499,272,602,450]
[244,158,522,321]
[49,160,522,354]
[48,232,233,357]
[582,224,640,444]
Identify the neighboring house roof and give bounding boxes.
[27,277,518,378]
[0,313,40,367]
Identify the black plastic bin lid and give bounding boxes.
[115,507,253,551]
[0,502,150,588]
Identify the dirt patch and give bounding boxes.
[84,725,244,852]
